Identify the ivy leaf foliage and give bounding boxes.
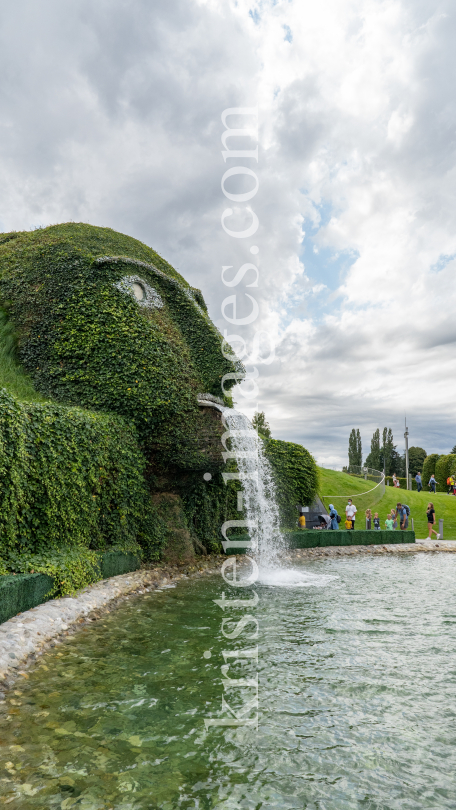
[0,224,243,470]
[0,386,170,594]
[264,438,319,527]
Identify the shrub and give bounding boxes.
[422,454,440,488]
[0,388,162,593]
[386,476,407,488]
[435,454,456,491]
[408,446,427,477]
[264,439,319,527]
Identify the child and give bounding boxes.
[391,508,397,529]
[365,508,372,530]
[385,513,394,530]
[345,518,352,530]
[374,512,380,530]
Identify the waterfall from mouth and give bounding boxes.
[222,408,285,570]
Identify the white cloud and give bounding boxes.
[0,0,455,465]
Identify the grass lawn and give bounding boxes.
[0,309,48,403]
[318,466,456,540]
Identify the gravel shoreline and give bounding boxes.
[0,540,454,689]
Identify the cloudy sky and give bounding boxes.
[1,0,455,467]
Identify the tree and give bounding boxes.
[365,428,381,471]
[252,411,271,438]
[451,445,456,455]
[408,446,427,477]
[382,427,396,476]
[390,447,405,477]
[348,428,362,467]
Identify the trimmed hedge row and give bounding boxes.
[264,438,319,527]
[225,530,415,553]
[0,572,54,625]
[0,550,140,625]
[422,454,440,488]
[386,476,408,488]
[286,529,415,548]
[435,454,456,492]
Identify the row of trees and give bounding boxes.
[348,427,428,476]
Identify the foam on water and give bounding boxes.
[258,567,339,588]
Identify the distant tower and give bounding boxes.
[404,418,409,490]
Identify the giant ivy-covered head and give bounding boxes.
[0,223,240,469]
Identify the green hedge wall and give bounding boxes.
[386,476,407,488]
[0,550,140,625]
[225,530,415,552]
[264,438,319,527]
[435,454,456,492]
[422,454,439,488]
[0,388,162,592]
[100,550,141,579]
[0,572,54,625]
[286,529,415,548]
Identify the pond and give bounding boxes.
[0,554,455,809]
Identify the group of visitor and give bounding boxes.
[383,503,409,530]
[416,472,439,493]
[329,500,412,531]
[312,497,441,540]
[414,471,455,494]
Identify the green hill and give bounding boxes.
[319,467,456,540]
[0,309,48,402]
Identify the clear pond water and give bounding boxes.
[1,554,456,809]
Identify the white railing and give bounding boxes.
[321,464,385,506]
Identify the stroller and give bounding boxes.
[317,514,331,529]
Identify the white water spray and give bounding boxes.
[198,397,338,588]
[222,408,285,570]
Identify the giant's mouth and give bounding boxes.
[197,393,225,411]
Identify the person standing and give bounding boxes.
[385,513,394,530]
[365,508,372,530]
[329,504,339,530]
[429,474,438,493]
[427,502,440,539]
[391,507,397,529]
[447,474,455,495]
[392,473,400,488]
[345,498,357,530]
[396,502,409,530]
[415,472,422,493]
[373,512,380,530]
